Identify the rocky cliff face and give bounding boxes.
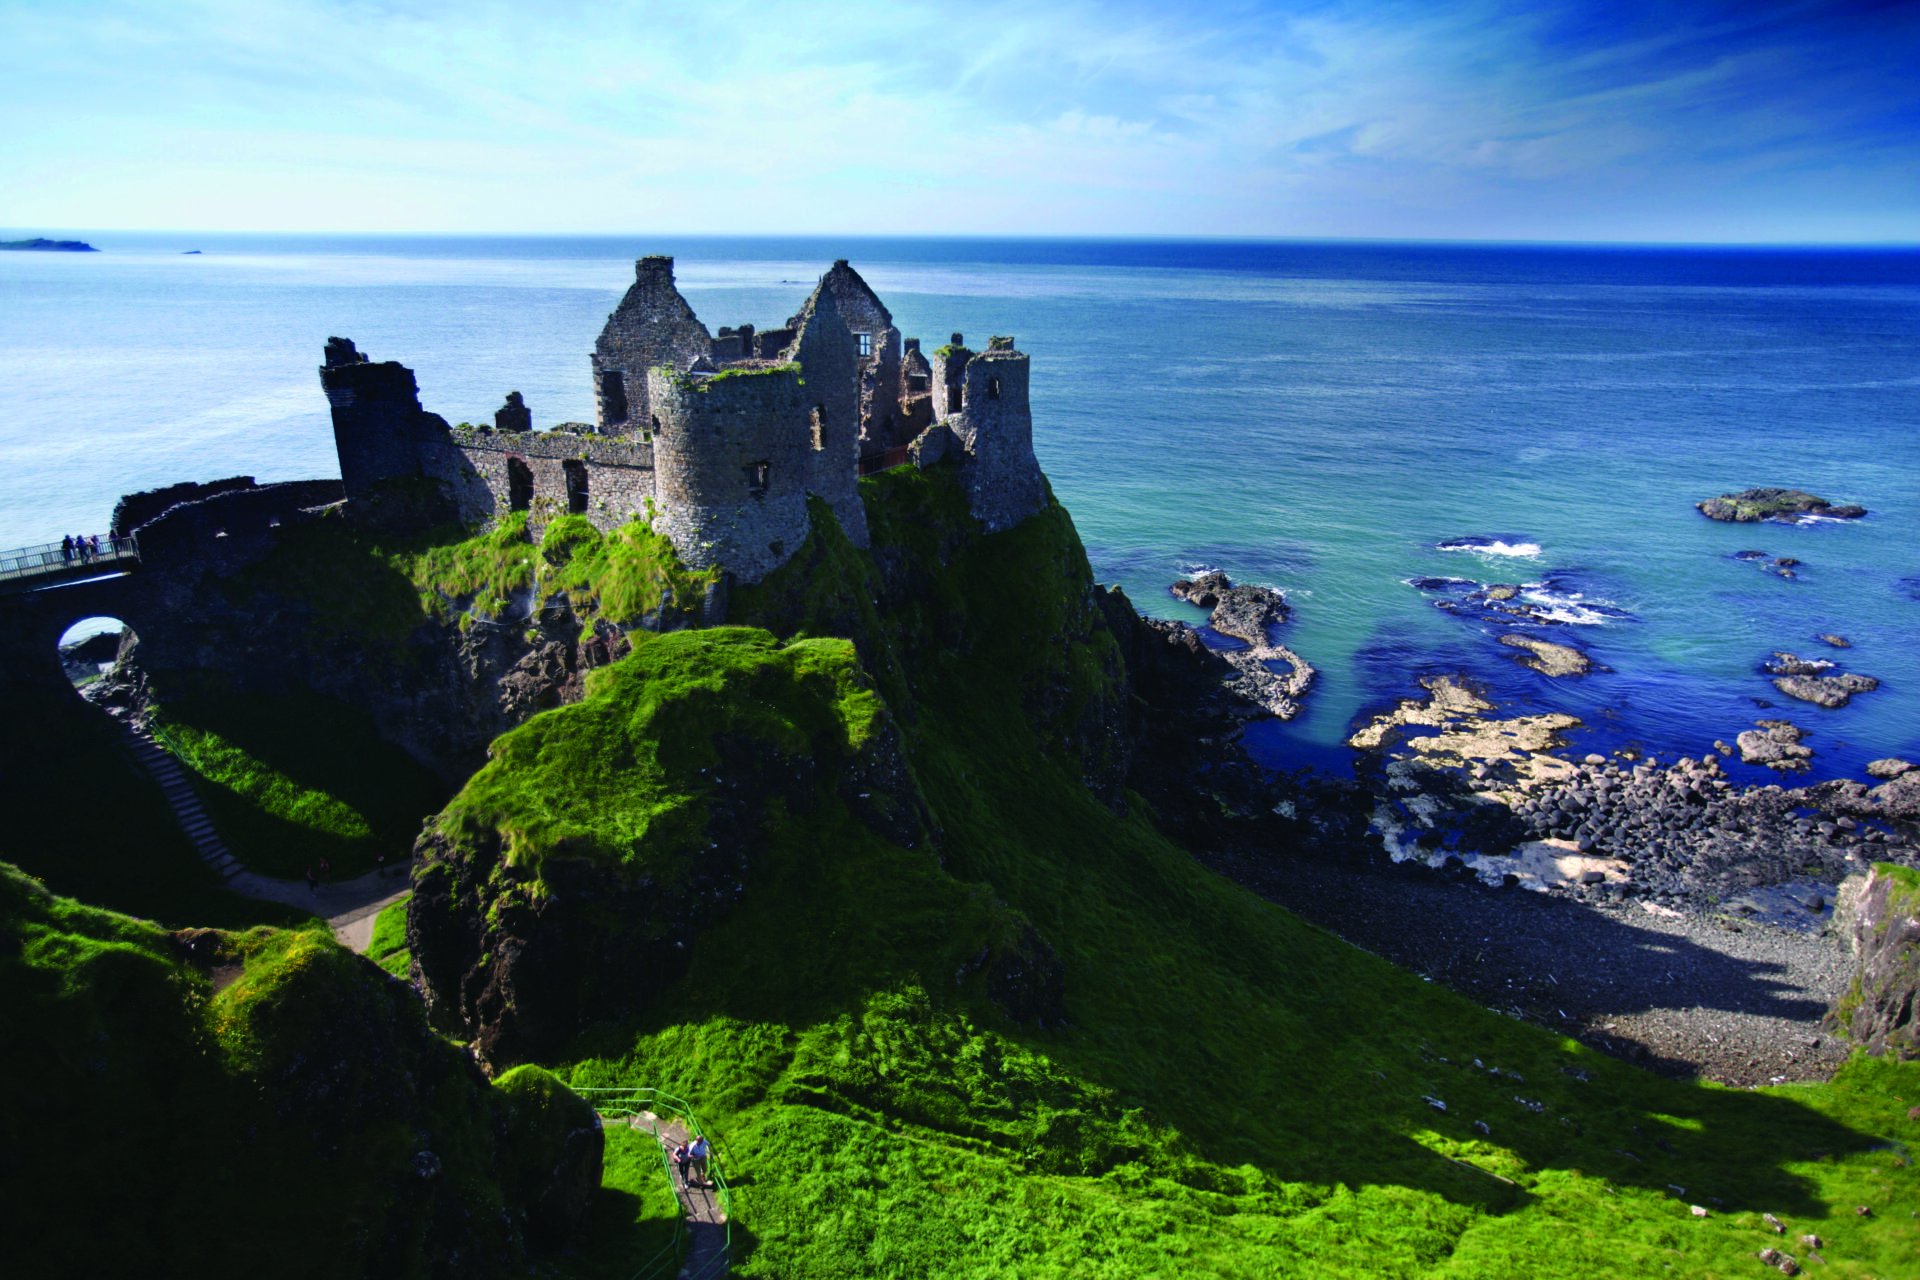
[1828,864,1920,1059]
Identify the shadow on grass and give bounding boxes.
[149,686,447,880]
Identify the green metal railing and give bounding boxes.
[578,1086,734,1280]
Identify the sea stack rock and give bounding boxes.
[1696,488,1867,522]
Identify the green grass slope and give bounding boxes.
[0,862,601,1276]
[499,467,1920,1278]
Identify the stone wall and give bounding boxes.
[110,476,259,538]
[422,429,657,538]
[803,261,902,449]
[647,366,814,584]
[785,282,868,548]
[591,257,713,432]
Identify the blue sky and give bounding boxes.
[3,0,1916,241]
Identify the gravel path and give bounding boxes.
[1200,843,1854,1086]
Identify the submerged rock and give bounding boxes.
[1866,758,1916,781]
[1696,488,1867,523]
[1499,633,1591,677]
[1773,672,1879,709]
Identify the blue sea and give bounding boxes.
[4,234,1917,783]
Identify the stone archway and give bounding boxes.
[57,615,134,692]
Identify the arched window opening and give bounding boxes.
[598,370,629,424]
[507,456,534,512]
[986,377,1002,401]
[744,460,770,497]
[563,459,590,514]
[810,405,826,450]
[58,617,132,693]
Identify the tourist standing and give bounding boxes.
[688,1136,711,1188]
[60,535,74,564]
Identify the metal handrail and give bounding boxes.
[0,534,140,583]
[577,1086,734,1280]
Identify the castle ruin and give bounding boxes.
[321,257,1046,584]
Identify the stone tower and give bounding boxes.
[940,338,1046,533]
[591,257,713,434]
[318,337,428,499]
[645,364,815,584]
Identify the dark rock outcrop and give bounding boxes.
[1697,488,1866,522]
[1827,866,1920,1059]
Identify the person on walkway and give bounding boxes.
[305,867,318,896]
[318,857,332,887]
[672,1141,692,1188]
[60,535,74,564]
[688,1136,711,1188]
[89,535,102,559]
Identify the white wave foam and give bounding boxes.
[1516,588,1623,626]
[1438,539,1542,558]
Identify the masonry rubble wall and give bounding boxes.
[110,476,259,538]
[419,428,657,537]
[800,261,902,450]
[784,283,868,548]
[130,479,347,569]
[647,367,815,584]
[591,256,713,432]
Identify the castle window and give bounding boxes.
[507,456,534,512]
[744,460,770,497]
[810,405,826,450]
[563,459,589,514]
[598,370,629,424]
[987,377,1002,401]
[857,332,873,358]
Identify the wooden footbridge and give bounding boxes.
[577,1088,734,1280]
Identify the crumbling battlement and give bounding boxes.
[109,476,261,539]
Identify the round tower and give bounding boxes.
[646,364,814,583]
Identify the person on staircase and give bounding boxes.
[688,1136,712,1188]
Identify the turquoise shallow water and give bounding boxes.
[3,235,1915,781]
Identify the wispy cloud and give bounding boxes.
[1,0,1915,239]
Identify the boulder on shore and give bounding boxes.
[1737,720,1814,772]
[1696,488,1866,523]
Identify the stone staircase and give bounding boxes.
[121,727,244,881]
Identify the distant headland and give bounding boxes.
[1,237,98,252]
